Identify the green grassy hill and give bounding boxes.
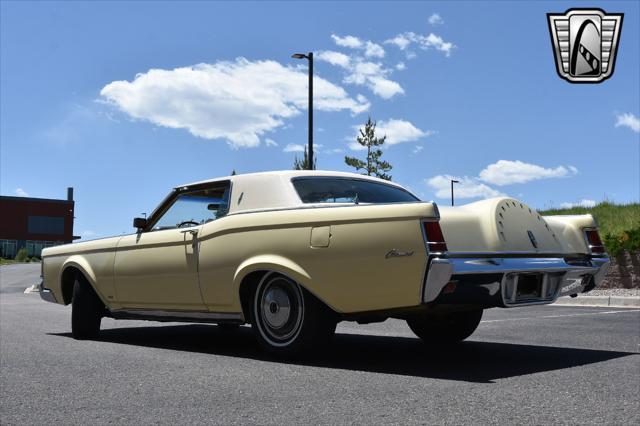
[539,202,640,256]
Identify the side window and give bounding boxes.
[151,183,231,231]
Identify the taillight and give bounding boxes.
[584,229,605,254]
[423,221,448,253]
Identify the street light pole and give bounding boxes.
[291,52,314,170]
[450,179,459,206]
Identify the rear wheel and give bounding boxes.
[71,276,104,339]
[406,309,483,344]
[251,273,336,355]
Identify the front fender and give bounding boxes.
[60,256,108,305]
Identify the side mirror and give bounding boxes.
[133,217,148,230]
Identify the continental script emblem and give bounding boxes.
[547,9,623,83]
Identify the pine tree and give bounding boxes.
[344,117,392,180]
[293,146,316,170]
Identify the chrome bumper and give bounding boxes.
[38,281,57,304]
[423,256,610,306]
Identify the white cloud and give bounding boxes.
[283,143,305,153]
[395,62,406,71]
[347,119,432,150]
[325,148,344,154]
[367,76,404,99]
[15,188,28,197]
[426,175,505,200]
[331,34,363,49]
[81,230,97,237]
[559,199,597,209]
[615,113,640,133]
[385,34,411,50]
[331,34,385,58]
[428,13,444,25]
[265,138,278,147]
[478,160,578,186]
[317,50,350,68]
[413,145,424,154]
[364,41,385,58]
[377,119,433,145]
[385,32,455,57]
[100,58,369,148]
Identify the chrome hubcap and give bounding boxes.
[262,287,291,329]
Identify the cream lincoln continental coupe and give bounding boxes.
[39,170,609,354]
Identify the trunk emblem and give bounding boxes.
[527,230,538,249]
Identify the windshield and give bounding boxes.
[292,177,419,204]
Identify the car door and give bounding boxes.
[113,188,227,311]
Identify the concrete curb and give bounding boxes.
[554,295,640,308]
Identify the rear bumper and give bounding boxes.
[423,255,610,307]
[38,281,58,304]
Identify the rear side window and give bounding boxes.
[292,177,419,204]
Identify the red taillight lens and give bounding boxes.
[585,229,605,254]
[423,221,448,252]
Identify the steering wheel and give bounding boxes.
[177,221,200,228]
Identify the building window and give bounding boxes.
[25,240,63,257]
[27,216,65,235]
[0,240,17,258]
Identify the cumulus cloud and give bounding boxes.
[413,145,424,154]
[385,32,455,57]
[265,138,278,147]
[615,112,640,133]
[331,34,385,58]
[559,199,597,209]
[331,34,363,49]
[317,55,404,99]
[283,143,305,153]
[395,62,406,71]
[15,188,28,197]
[100,58,369,148]
[426,175,505,200]
[364,41,385,58]
[348,119,432,150]
[377,119,433,145]
[317,51,351,68]
[478,160,578,186]
[428,13,444,25]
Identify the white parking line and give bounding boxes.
[481,309,640,323]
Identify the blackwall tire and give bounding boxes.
[406,309,483,344]
[252,273,336,355]
[71,276,103,340]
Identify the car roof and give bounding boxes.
[177,170,408,190]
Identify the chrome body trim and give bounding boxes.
[38,281,57,304]
[110,308,244,323]
[422,255,610,306]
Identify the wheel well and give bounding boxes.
[239,270,268,324]
[238,270,338,324]
[61,266,83,305]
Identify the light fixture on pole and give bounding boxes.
[291,52,314,170]
[450,179,459,206]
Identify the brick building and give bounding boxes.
[0,188,77,258]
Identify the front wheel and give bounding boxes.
[71,276,104,339]
[251,273,336,355]
[406,309,483,344]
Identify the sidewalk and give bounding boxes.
[554,294,640,308]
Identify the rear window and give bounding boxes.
[292,177,419,204]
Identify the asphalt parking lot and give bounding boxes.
[1,264,639,425]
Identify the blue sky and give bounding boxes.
[1,1,638,239]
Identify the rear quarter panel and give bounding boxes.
[197,202,437,314]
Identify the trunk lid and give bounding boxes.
[438,198,566,254]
